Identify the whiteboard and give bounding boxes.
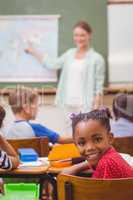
[108,4,133,83]
[0,15,59,82]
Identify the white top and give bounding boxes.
[3,121,35,139]
[111,118,133,137]
[43,48,105,111]
[65,58,86,106]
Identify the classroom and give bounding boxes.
[0,0,133,199]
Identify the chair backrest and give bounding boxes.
[7,137,49,157]
[57,174,133,200]
[113,136,133,155]
[0,179,4,195]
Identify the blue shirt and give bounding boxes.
[3,120,59,144]
[111,118,133,137]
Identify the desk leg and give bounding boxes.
[39,178,45,200]
[39,175,57,200]
[47,174,57,200]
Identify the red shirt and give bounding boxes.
[92,147,133,179]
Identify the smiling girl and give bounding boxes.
[61,108,133,179]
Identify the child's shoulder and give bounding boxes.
[98,147,127,171]
[94,148,133,178]
[98,147,132,172]
[3,120,35,139]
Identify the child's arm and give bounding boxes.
[0,135,19,170]
[29,123,73,144]
[60,161,89,175]
[57,136,73,144]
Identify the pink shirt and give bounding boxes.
[92,147,133,179]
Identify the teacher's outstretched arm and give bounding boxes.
[25,43,67,70]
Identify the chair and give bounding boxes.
[57,174,133,200]
[7,137,49,157]
[0,179,4,195]
[113,136,133,156]
[7,137,50,199]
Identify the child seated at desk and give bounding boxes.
[111,93,133,137]
[3,87,72,144]
[61,108,133,178]
[0,105,19,195]
[0,105,19,170]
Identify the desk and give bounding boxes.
[48,165,93,176]
[48,166,72,174]
[0,165,57,200]
[0,165,92,200]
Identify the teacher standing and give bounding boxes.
[26,21,105,127]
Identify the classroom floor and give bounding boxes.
[1,94,114,136]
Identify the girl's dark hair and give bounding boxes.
[0,106,6,128]
[74,21,92,34]
[71,107,112,135]
[113,93,133,122]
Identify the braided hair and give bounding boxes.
[0,106,5,128]
[71,107,112,136]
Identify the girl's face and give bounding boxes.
[74,119,113,168]
[73,27,91,49]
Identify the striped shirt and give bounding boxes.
[0,150,12,170]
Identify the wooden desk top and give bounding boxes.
[48,167,93,177]
[0,165,93,177]
[0,166,72,176]
[0,165,48,175]
[48,166,70,174]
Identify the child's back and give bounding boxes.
[4,120,59,144]
[111,118,133,137]
[0,105,19,170]
[5,87,72,144]
[3,120,35,139]
[111,93,133,137]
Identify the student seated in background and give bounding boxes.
[3,87,73,144]
[61,108,133,178]
[0,106,19,170]
[111,93,133,137]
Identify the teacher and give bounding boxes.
[26,21,105,116]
